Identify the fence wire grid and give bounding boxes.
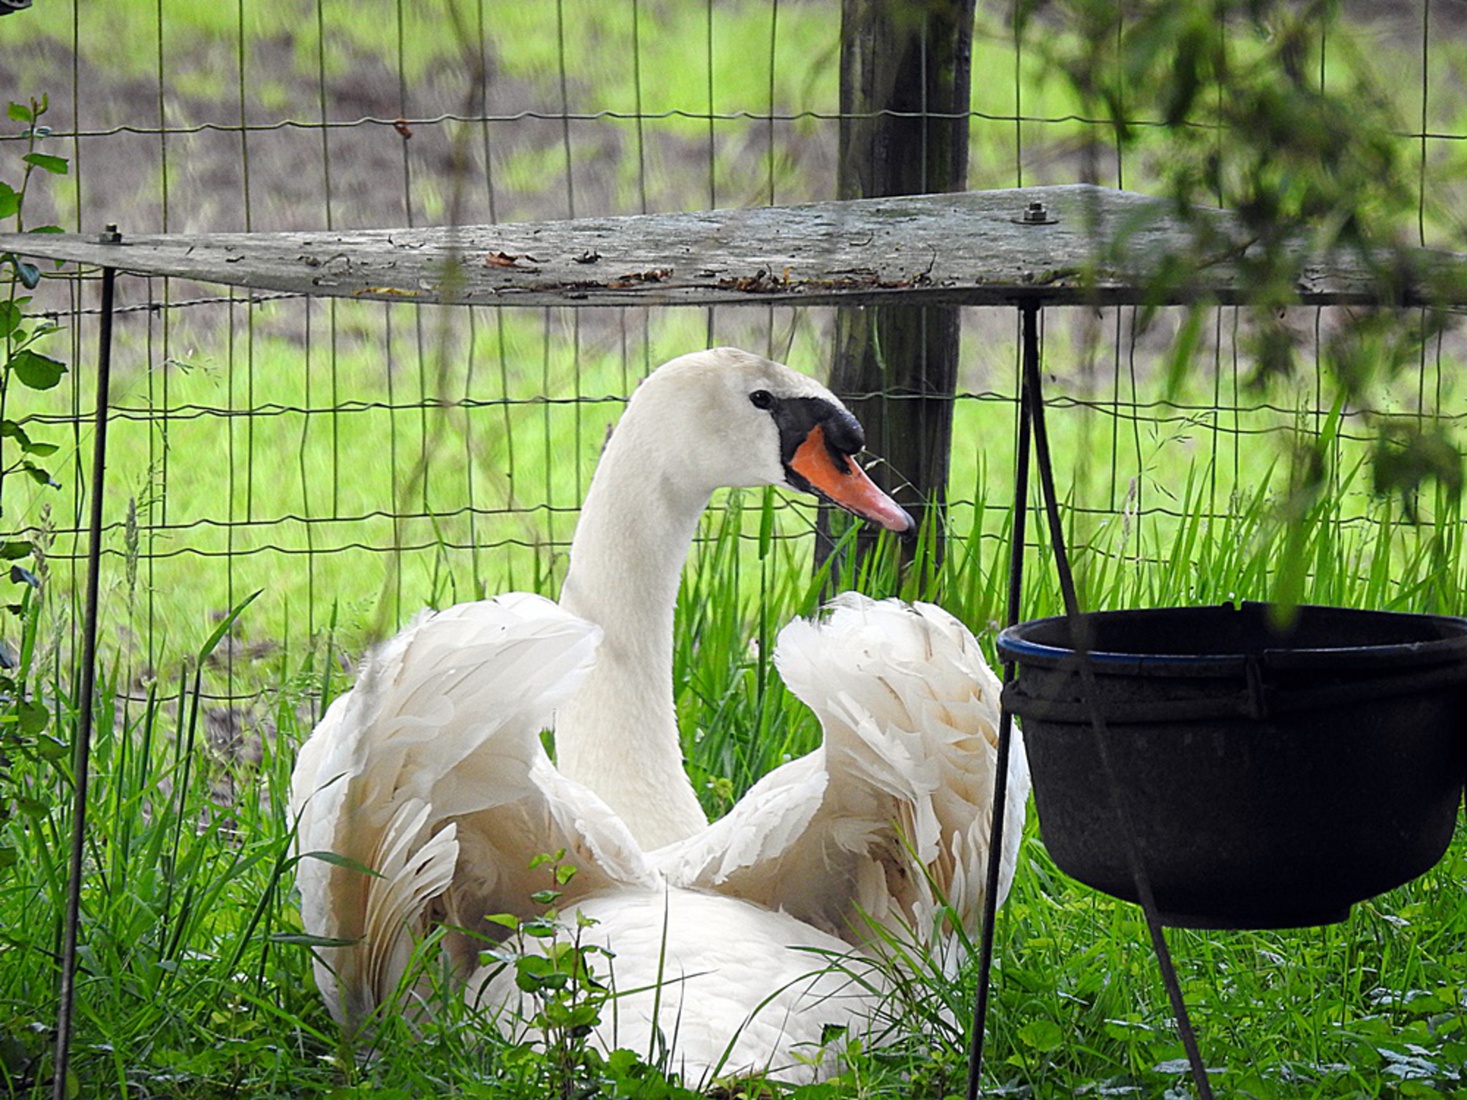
[1,0,1464,713]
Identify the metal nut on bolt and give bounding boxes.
[1019,200,1055,225]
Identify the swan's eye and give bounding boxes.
[749,390,774,410]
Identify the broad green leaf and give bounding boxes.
[0,185,18,220]
[15,698,47,735]
[19,462,58,489]
[501,1043,539,1069]
[35,734,68,760]
[22,153,67,176]
[6,102,33,124]
[0,541,26,561]
[3,421,57,456]
[0,301,19,336]
[9,349,66,390]
[514,953,566,992]
[519,916,560,938]
[1018,1018,1065,1052]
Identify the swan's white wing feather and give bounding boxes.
[289,593,655,1031]
[659,595,1029,953]
[656,753,827,886]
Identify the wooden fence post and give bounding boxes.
[821,0,975,579]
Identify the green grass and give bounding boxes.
[3,481,1466,1098]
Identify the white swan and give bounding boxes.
[289,347,1029,1085]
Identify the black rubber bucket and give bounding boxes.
[997,603,1467,928]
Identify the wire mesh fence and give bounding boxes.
[2,0,1464,708]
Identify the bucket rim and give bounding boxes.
[996,601,1467,676]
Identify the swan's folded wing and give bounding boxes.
[658,594,1029,952]
[288,592,654,1030]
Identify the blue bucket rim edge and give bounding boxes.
[995,601,1467,677]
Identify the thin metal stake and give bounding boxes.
[1020,304,1215,1100]
[969,301,1214,1099]
[53,260,118,1100]
[966,303,1034,1100]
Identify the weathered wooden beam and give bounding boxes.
[2,185,1456,309]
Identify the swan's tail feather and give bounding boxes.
[288,594,603,1031]
[774,594,1030,945]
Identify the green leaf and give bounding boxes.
[758,485,775,559]
[6,103,34,124]
[292,849,383,878]
[19,462,58,489]
[0,301,19,336]
[543,1000,600,1031]
[519,916,560,938]
[267,931,361,948]
[9,349,66,390]
[35,734,67,761]
[22,153,67,176]
[501,1042,540,1070]
[196,589,261,663]
[1017,1018,1065,1053]
[0,184,18,221]
[4,421,58,457]
[15,698,47,735]
[1163,304,1208,399]
[515,953,567,993]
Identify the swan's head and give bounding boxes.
[625,347,915,533]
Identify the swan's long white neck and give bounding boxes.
[554,407,712,851]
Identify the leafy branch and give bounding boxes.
[0,94,69,875]
[1024,0,1464,515]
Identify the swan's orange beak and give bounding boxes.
[789,425,915,534]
